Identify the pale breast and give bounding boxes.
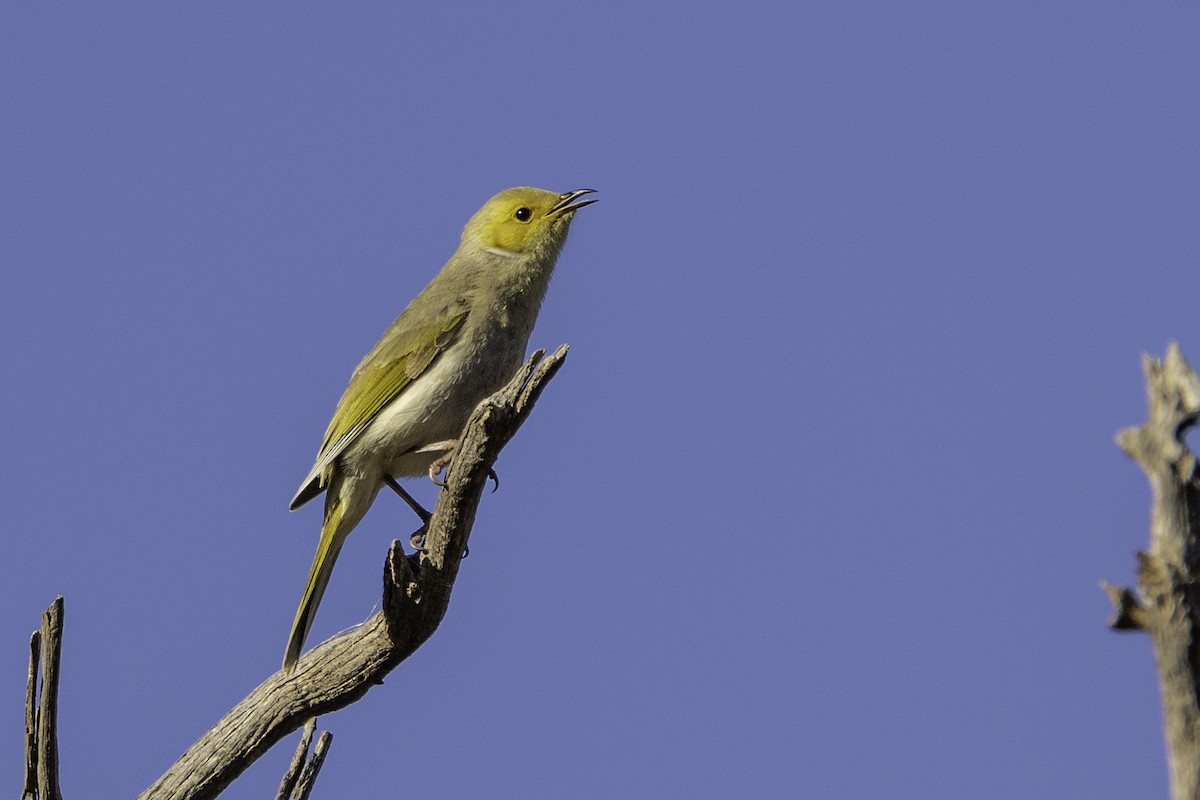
[340,330,527,479]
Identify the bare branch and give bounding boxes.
[1107,342,1200,800]
[22,629,40,800]
[136,346,569,800]
[37,598,65,800]
[22,596,64,800]
[276,719,331,800]
[289,730,332,800]
[276,719,315,800]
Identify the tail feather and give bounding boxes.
[283,496,348,671]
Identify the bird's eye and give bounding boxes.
[514,207,532,222]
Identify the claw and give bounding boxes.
[409,525,429,552]
[487,468,500,493]
[427,453,453,487]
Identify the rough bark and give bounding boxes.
[1106,342,1200,800]
[276,719,332,800]
[22,596,64,800]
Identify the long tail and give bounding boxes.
[283,491,350,672]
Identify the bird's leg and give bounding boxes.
[382,474,431,551]
[383,474,431,521]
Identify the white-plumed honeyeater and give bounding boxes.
[284,186,595,671]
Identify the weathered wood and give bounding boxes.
[289,729,332,800]
[275,718,316,800]
[275,718,331,800]
[23,596,64,800]
[1106,342,1200,800]
[22,629,41,800]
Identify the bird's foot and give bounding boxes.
[409,524,429,552]
[417,440,459,486]
[428,455,451,486]
[419,441,499,492]
[428,458,500,492]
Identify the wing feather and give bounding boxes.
[289,305,469,509]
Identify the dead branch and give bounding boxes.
[1106,342,1200,800]
[23,596,64,800]
[276,719,332,800]
[125,345,568,799]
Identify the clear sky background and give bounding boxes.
[2,3,1198,798]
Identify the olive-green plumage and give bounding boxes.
[283,187,594,671]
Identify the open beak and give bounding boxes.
[550,188,598,215]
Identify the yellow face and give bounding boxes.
[465,187,594,255]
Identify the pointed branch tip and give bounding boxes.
[1102,581,1149,631]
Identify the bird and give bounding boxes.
[283,186,595,671]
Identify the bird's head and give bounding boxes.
[463,187,596,260]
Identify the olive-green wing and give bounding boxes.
[289,306,469,510]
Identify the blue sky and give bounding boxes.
[2,3,1198,797]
